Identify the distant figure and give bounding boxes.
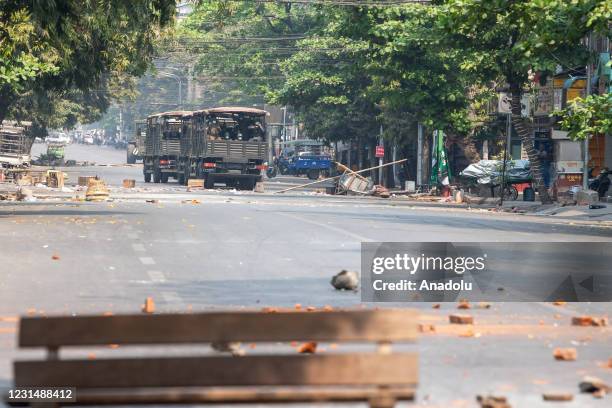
[538,145,551,187]
[589,168,610,199]
[208,126,220,140]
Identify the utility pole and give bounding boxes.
[281,107,287,142]
[583,32,592,190]
[378,125,384,185]
[417,123,423,186]
[118,108,123,141]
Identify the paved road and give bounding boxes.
[1,146,611,407]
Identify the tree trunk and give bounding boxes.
[509,84,553,204]
[0,99,9,125]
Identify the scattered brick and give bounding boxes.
[432,303,441,309]
[449,314,474,324]
[141,297,155,314]
[542,393,573,402]
[418,324,436,333]
[572,316,608,327]
[593,389,606,398]
[51,255,60,260]
[297,342,317,354]
[294,303,302,310]
[478,302,492,309]
[458,301,471,309]
[553,301,567,306]
[553,348,577,361]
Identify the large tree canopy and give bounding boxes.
[0,0,175,132]
[179,1,489,153]
[438,0,611,203]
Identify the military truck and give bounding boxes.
[179,107,268,190]
[143,111,192,183]
[127,120,146,164]
[0,121,33,168]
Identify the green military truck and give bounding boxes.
[127,120,146,164]
[143,111,192,183]
[178,107,268,190]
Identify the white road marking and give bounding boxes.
[139,257,156,265]
[278,212,373,242]
[131,243,146,252]
[147,270,166,283]
[162,291,182,304]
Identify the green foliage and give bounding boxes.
[178,2,491,145]
[438,0,610,86]
[0,9,58,91]
[0,0,175,131]
[554,93,612,141]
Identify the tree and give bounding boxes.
[439,0,611,203]
[179,2,495,165]
[175,0,324,105]
[554,93,612,141]
[0,0,175,131]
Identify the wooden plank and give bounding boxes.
[15,353,418,388]
[43,386,415,405]
[19,310,418,347]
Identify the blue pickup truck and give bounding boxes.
[276,140,332,180]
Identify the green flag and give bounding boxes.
[430,130,451,186]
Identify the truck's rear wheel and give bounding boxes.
[204,175,215,189]
[238,178,256,191]
[161,173,169,183]
[153,169,161,183]
[144,172,151,183]
[307,169,320,180]
[178,170,185,185]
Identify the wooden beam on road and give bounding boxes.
[274,158,407,194]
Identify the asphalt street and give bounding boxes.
[1,144,611,407]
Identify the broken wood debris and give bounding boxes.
[571,316,608,327]
[85,179,109,201]
[477,395,511,408]
[449,314,474,324]
[275,158,407,194]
